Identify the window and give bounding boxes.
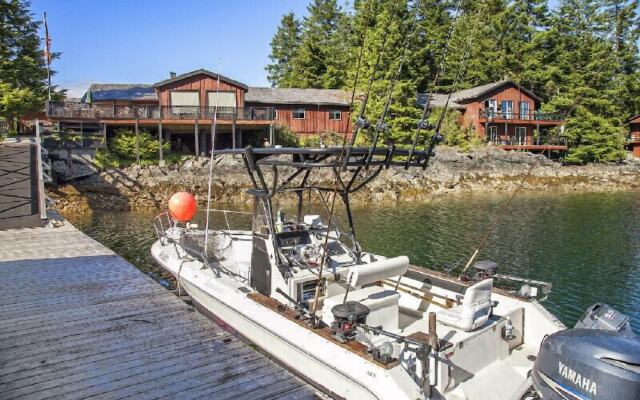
[485,99,497,117]
[207,92,236,108]
[293,108,305,119]
[519,101,530,120]
[329,110,341,120]
[501,100,514,119]
[170,91,199,106]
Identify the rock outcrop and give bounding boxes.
[48,147,640,214]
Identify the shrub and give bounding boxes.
[110,128,168,160]
[273,124,299,147]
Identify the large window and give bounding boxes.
[170,91,199,106]
[519,101,530,120]
[329,110,341,120]
[501,100,514,119]
[293,108,305,119]
[207,91,236,108]
[486,99,497,117]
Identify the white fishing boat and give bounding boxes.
[151,147,640,400]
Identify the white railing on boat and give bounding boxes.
[200,208,252,232]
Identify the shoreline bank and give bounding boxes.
[48,147,640,214]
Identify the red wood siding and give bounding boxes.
[461,85,538,138]
[245,104,352,134]
[156,74,245,107]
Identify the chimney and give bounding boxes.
[169,71,176,79]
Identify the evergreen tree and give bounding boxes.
[289,0,348,88]
[540,0,627,163]
[0,0,60,131]
[266,12,302,87]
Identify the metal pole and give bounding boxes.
[43,13,51,101]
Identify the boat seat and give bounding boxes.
[323,286,401,332]
[437,278,493,332]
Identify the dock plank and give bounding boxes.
[0,222,318,399]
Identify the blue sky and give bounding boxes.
[30,0,311,97]
[31,0,561,98]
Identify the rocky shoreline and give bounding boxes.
[48,147,640,214]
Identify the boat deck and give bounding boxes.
[0,220,319,399]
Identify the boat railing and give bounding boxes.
[153,211,174,240]
[199,208,253,232]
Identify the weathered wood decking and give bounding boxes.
[0,139,45,230]
[0,222,318,399]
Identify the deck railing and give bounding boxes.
[626,133,640,143]
[489,134,568,147]
[46,101,276,121]
[479,109,565,122]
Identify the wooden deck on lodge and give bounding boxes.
[0,221,319,399]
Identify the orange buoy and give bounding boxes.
[168,192,197,222]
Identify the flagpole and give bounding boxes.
[44,12,51,101]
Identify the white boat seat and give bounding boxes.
[345,256,409,287]
[437,278,493,332]
[323,286,401,332]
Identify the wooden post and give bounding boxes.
[232,119,237,149]
[210,120,215,152]
[238,128,243,148]
[102,123,107,147]
[428,311,438,398]
[158,122,164,165]
[194,121,199,158]
[135,120,140,164]
[269,123,274,147]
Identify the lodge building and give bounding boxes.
[46,69,353,159]
[46,70,570,158]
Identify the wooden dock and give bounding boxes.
[0,221,319,399]
[0,138,46,230]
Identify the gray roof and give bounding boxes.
[82,84,157,102]
[154,69,249,90]
[416,93,466,110]
[246,87,351,106]
[417,80,543,109]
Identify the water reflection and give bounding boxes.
[66,191,640,331]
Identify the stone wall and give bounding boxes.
[48,147,640,214]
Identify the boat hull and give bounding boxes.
[151,240,425,400]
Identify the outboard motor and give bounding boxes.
[532,304,640,399]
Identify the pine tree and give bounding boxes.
[540,0,628,163]
[0,0,60,131]
[289,0,348,89]
[266,12,302,87]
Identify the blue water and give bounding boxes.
[66,190,640,331]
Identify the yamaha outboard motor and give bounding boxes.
[532,303,640,399]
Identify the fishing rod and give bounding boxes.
[405,0,464,170]
[459,25,624,278]
[365,1,424,167]
[310,0,385,319]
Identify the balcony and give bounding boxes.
[626,133,640,144]
[46,102,276,122]
[479,108,564,123]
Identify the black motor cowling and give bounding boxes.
[532,304,640,400]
